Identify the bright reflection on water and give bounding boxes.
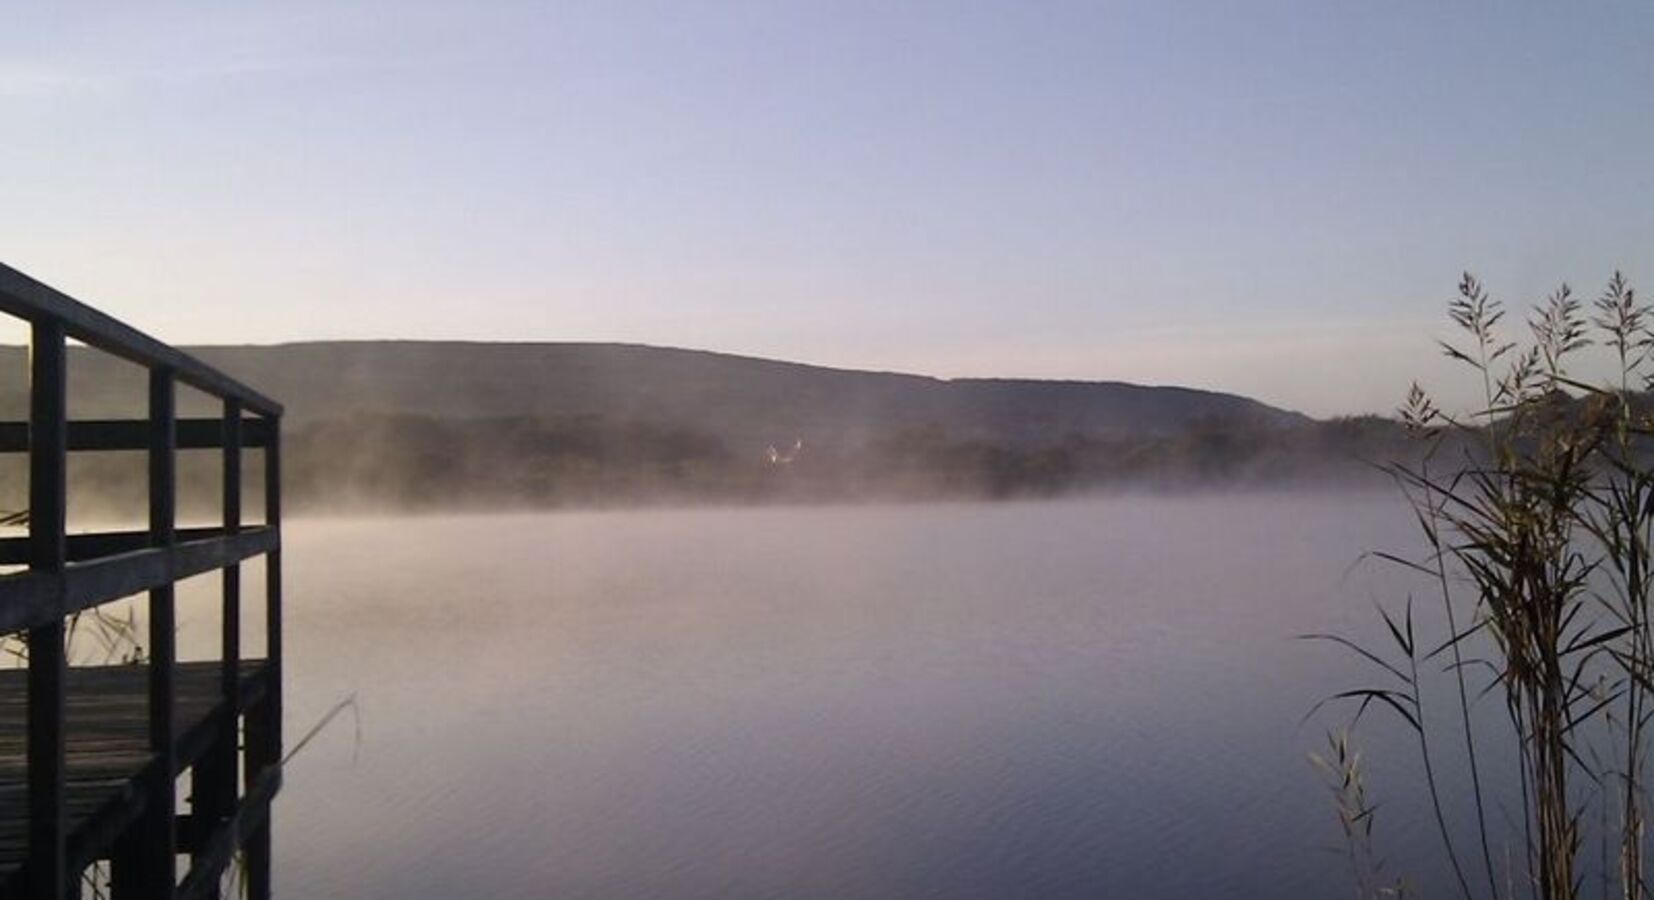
[218,494,1462,898]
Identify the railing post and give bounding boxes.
[144,368,178,899]
[264,415,280,710]
[189,398,241,900]
[244,414,280,900]
[221,400,241,708]
[26,320,67,900]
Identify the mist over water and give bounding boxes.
[213,493,1460,899]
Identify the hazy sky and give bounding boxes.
[2,2,1651,416]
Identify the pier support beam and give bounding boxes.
[143,368,178,900]
[27,321,68,900]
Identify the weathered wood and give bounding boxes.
[263,417,281,725]
[144,368,178,900]
[0,263,282,416]
[246,416,281,900]
[221,403,242,707]
[199,399,243,900]
[0,529,279,636]
[27,320,67,900]
[0,526,271,568]
[0,662,271,891]
[108,822,143,899]
[176,767,279,900]
[2,263,284,900]
[0,418,273,454]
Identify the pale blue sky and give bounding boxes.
[1,2,1650,415]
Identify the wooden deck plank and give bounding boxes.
[0,660,269,888]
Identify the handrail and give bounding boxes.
[0,418,275,453]
[0,524,272,566]
[0,262,282,416]
[0,528,279,634]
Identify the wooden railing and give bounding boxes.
[0,262,284,899]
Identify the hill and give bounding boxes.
[0,341,1388,512]
[0,341,1306,448]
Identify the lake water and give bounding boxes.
[224,493,1475,898]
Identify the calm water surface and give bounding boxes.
[221,493,1458,898]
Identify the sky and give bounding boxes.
[1,1,1651,416]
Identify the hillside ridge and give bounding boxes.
[0,340,1310,450]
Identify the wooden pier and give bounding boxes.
[0,263,284,899]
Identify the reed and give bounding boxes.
[1311,727,1411,898]
[1314,272,1654,900]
